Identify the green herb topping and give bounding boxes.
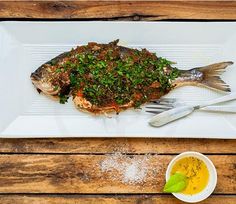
[56,43,180,108]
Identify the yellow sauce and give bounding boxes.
[171,156,209,195]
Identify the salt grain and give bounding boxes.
[123,162,146,184]
[100,152,155,185]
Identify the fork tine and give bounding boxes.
[150,101,175,107]
[146,110,164,114]
[162,98,176,102]
[146,97,176,114]
[151,98,176,103]
[146,105,173,110]
[147,103,174,108]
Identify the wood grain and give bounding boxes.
[0,195,235,204]
[0,155,234,193]
[0,1,235,203]
[0,138,235,154]
[0,1,236,20]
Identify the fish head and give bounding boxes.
[30,68,59,96]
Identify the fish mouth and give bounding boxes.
[30,74,40,88]
[31,77,59,96]
[30,72,42,82]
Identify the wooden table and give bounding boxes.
[0,1,235,204]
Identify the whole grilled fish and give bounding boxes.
[31,40,233,114]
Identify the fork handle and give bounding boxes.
[149,106,194,127]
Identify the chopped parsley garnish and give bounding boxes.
[59,94,69,104]
[53,85,59,91]
[50,59,57,66]
[56,68,62,73]
[56,45,180,108]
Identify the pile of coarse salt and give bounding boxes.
[100,152,157,185]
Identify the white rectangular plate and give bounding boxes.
[1,21,236,138]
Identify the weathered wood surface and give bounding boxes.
[0,155,234,193]
[0,138,235,153]
[0,1,236,20]
[0,1,236,203]
[0,195,235,204]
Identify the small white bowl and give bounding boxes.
[166,151,217,203]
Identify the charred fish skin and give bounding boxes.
[31,51,69,81]
[30,39,233,114]
[30,41,120,98]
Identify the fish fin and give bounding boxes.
[109,39,119,46]
[197,61,233,92]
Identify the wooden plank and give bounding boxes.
[0,155,234,193]
[0,138,235,154]
[0,1,236,20]
[0,195,235,204]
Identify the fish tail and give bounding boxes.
[197,61,233,92]
[174,61,233,92]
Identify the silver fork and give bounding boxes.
[146,98,180,114]
[149,92,236,127]
[146,98,236,114]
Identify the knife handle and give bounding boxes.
[149,106,194,127]
[201,105,236,113]
[200,92,236,108]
